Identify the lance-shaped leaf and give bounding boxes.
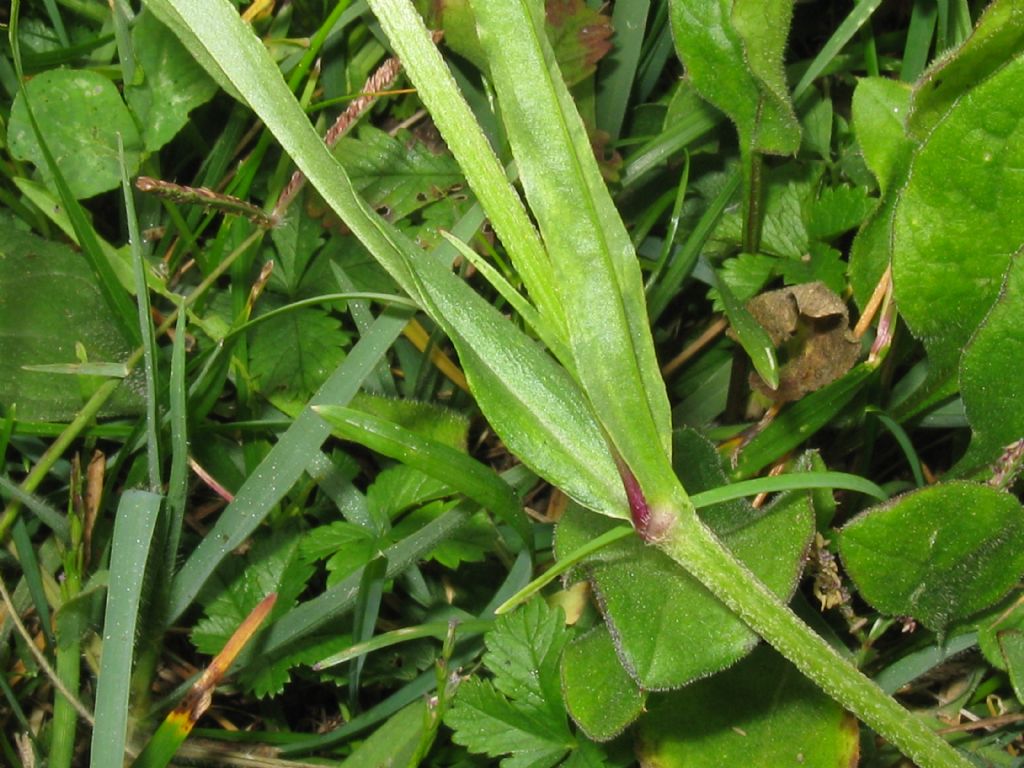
[467,0,675,506]
[366,0,569,359]
[143,0,626,521]
[313,404,529,543]
[670,0,801,155]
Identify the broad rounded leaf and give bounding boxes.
[891,52,1024,372]
[670,0,801,155]
[0,223,139,420]
[556,429,813,689]
[561,624,646,741]
[909,0,1024,141]
[635,646,859,768]
[852,76,912,194]
[127,10,218,152]
[9,69,142,199]
[958,254,1024,473]
[838,482,1024,630]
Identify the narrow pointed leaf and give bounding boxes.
[149,0,627,524]
[467,0,675,504]
[314,405,528,543]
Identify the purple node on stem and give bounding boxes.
[615,456,652,540]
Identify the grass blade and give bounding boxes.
[164,299,189,571]
[792,0,884,101]
[168,309,410,622]
[90,490,162,767]
[131,594,276,768]
[596,0,650,140]
[711,266,780,390]
[348,557,386,709]
[121,137,161,492]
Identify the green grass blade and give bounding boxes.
[792,0,884,101]
[735,363,876,478]
[0,477,69,539]
[280,645,483,757]
[866,407,926,488]
[316,617,493,670]
[11,519,55,650]
[90,490,162,767]
[314,405,529,545]
[621,99,724,188]
[902,0,938,81]
[644,154,690,290]
[596,0,650,140]
[648,167,740,322]
[167,310,410,622]
[689,471,887,507]
[348,556,387,708]
[495,525,633,615]
[121,137,162,492]
[164,299,189,571]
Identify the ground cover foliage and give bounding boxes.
[1,0,1024,766]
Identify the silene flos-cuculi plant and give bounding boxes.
[130,0,1024,766]
[4,0,1024,766]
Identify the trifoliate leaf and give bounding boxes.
[268,208,326,296]
[485,599,570,717]
[806,185,876,241]
[248,633,353,698]
[306,125,462,231]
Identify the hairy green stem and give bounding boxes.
[654,509,971,768]
[740,148,764,255]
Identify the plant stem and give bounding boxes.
[656,512,972,768]
[740,148,764,255]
